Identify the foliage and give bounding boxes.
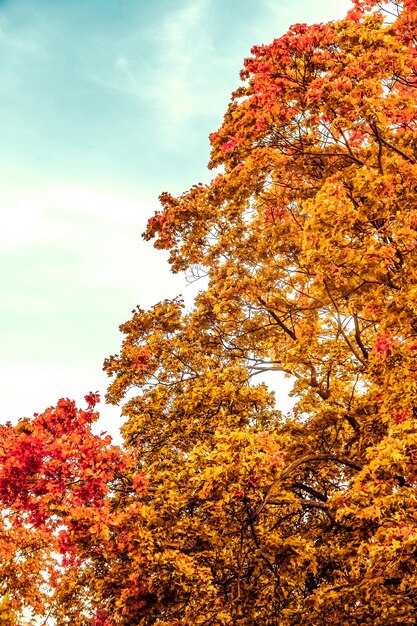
[3,0,417,623]
[0,395,145,624]
[104,0,417,623]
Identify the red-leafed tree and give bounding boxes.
[0,395,147,624]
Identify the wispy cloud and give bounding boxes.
[87,0,221,144]
[0,14,40,54]
[114,54,142,95]
[261,0,351,30]
[154,0,209,117]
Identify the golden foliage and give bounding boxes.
[104,1,417,623]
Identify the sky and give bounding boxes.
[1,0,352,442]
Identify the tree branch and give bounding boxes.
[257,297,297,341]
[353,314,369,360]
[291,482,328,502]
[254,454,362,518]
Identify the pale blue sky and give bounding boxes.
[1,0,351,438]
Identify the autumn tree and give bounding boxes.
[0,394,146,625]
[102,0,417,624]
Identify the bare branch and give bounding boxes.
[353,314,369,360]
[254,454,362,519]
[257,297,297,341]
[291,482,328,502]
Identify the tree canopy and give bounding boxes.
[2,0,417,623]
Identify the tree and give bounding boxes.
[102,1,417,623]
[0,395,145,624]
